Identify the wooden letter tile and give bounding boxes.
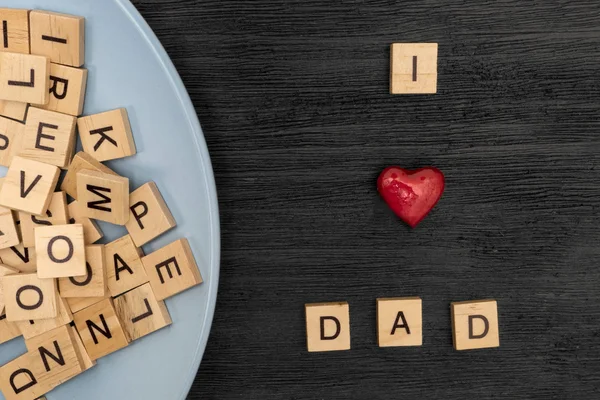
[0,244,37,273]
[77,108,137,161]
[61,151,116,200]
[20,107,77,168]
[0,206,20,249]
[29,11,84,67]
[125,182,176,247]
[2,273,57,321]
[0,52,50,105]
[0,115,25,167]
[113,282,171,341]
[0,100,28,121]
[305,302,350,352]
[0,9,30,54]
[105,235,147,297]
[76,169,129,225]
[0,156,60,216]
[59,244,106,298]
[73,298,129,360]
[390,43,438,94]
[141,238,202,301]
[67,200,103,244]
[376,297,422,347]
[16,295,72,339]
[0,310,21,344]
[39,63,87,116]
[451,299,500,351]
[0,352,43,400]
[35,224,85,279]
[19,191,69,248]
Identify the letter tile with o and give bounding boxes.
[451,299,499,351]
[305,302,350,352]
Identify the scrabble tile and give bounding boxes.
[29,11,84,67]
[67,200,103,244]
[39,63,87,116]
[2,273,57,321]
[305,302,350,352]
[0,264,19,312]
[16,295,72,339]
[0,115,24,167]
[141,238,202,301]
[19,191,69,248]
[451,299,500,351]
[0,100,27,121]
[35,224,85,279]
[76,169,130,225]
[61,152,116,200]
[0,8,30,54]
[23,324,84,393]
[390,43,438,94]
[376,297,422,347]
[20,107,77,168]
[77,108,137,161]
[125,182,176,247]
[0,244,37,273]
[0,52,50,105]
[59,244,106,298]
[67,323,96,370]
[0,156,60,216]
[73,298,129,360]
[0,310,21,344]
[0,206,19,249]
[105,235,147,297]
[113,282,171,341]
[66,294,108,314]
[0,352,42,400]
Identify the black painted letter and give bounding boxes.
[319,316,341,340]
[20,171,42,198]
[130,201,148,230]
[131,298,154,323]
[49,75,69,99]
[47,235,74,263]
[35,122,58,151]
[90,126,117,151]
[155,257,182,284]
[16,285,43,310]
[86,185,111,212]
[69,262,93,286]
[9,368,37,394]
[38,340,65,372]
[114,254,133,281]
[468,315,490,339]
[390,311,411,335]
[86,314,112,345]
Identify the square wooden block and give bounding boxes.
[305,302,350,352]
[77,108,136,161]
[0,156,60,216]
[105,234,147,297]
[0,311,21,344]
[39,63,87,116]
[16,295,72,339]
[377,297,422,347]
[73,297,129,360]
[0,8,29,54]
[0,206,19,250]
[0,52,50,105]
[35,224,86,279]
[113,282,172,341]
[0,352,44,400]
[142,238,202,301]
[0,115,25,167]
[61,152,116,200]
[390,43,438,94]
[67,200,103,244]
[20,107,77,168]
[125,182,176,247]
[0,100,28,121]
[29,10,84,67]
[451,299,500,351]
[66,293,108,314]
[59,244,106,298]
[2,273,57,321]
[23,324,84,394]
[20,191,69,248]
[0,264,19,314]
[76,169,130,225]
[0,244,37,273]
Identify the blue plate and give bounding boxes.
[0,1,220,399]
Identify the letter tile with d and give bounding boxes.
[305,302,350,352]
[451,299,499,351]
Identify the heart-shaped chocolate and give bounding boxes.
[377,166,445,228]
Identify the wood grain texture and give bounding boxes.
[131,1,600,398]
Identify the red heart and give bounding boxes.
[377,166,445,228]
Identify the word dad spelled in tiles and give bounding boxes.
[0,7,204,400]
[305,299,500,352]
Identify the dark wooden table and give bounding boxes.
[131,1,600,398]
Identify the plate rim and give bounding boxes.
[114,1,221,399]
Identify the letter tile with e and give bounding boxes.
[305,302,350,352]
